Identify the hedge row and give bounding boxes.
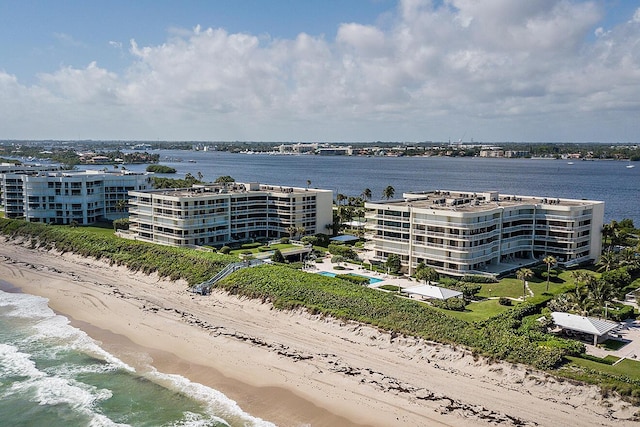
[0,219,236,285]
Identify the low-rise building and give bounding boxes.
[365,190,604,277]
[1,169,151,224]
[128,182,333,247]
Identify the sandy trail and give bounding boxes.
[0,237,636,427]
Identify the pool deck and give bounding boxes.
[307,255,420,290]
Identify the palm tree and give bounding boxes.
[619,247,639,270]
[587,277,612,312]
[115,199,127,214]
[566,283,594,316]
[602,220,622,253]
[543,255,556,292]
[362,188,372,201]
[596,251,618,272]
[516,268,533,301]
[296,226,306,238]
[382,185,395,200]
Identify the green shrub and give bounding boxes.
[462,275,498,283]
[602,267,632,288]
[431,297,466,311]
[112,218,129,231]
[438,277,459,287]
[328,243,357,260]
[336,274,370,285]
[499,297,512,306]
[220,246,231,254]
[608,304,635,322]
[302,234,331,247]
[241,242,262,249]
[579,353,616,365]
[271,249,285,263]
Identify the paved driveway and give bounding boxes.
[586,319,640,360]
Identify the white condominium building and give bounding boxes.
[365,190,604,277]
[128,182,333,247]
[1,169,151,225]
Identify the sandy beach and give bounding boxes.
[0,236,638,427]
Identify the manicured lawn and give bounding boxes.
[476,278,526,298]
[600,339,630,351]
[566,355,640,380]
[475,268,597,300]
[435,299,510,322]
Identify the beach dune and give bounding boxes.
[0,237,636,427]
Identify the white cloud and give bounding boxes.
[3,0,640,142]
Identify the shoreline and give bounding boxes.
[0,237,638,426]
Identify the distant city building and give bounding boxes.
[128,182,333,247]
[504,150,529,158]
[479,149,529,158]
[365,190,604,277]
[0,169,151,225]
[316,146,353,156]
[479,149,504,158]
[278,143,318,154]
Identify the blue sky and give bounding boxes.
[1,0,640,142]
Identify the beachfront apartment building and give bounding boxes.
[127,182,333,247]
[0,169,152,225]
[365,190,604,277]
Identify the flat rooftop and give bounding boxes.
[136,182,322,198]
[368,190,601,213]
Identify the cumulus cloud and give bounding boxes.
[4,0,640,141]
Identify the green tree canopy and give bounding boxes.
[415,262,439,285]
[215,175,235,183]
[385,253,401,274]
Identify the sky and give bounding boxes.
[1,0,639,143]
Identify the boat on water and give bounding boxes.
[567,162,574,165]
[627,164,635,169]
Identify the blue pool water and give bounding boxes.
[318,271,383,284]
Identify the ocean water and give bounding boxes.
[0,288,275,427]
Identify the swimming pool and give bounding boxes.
[318,271,383,284]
